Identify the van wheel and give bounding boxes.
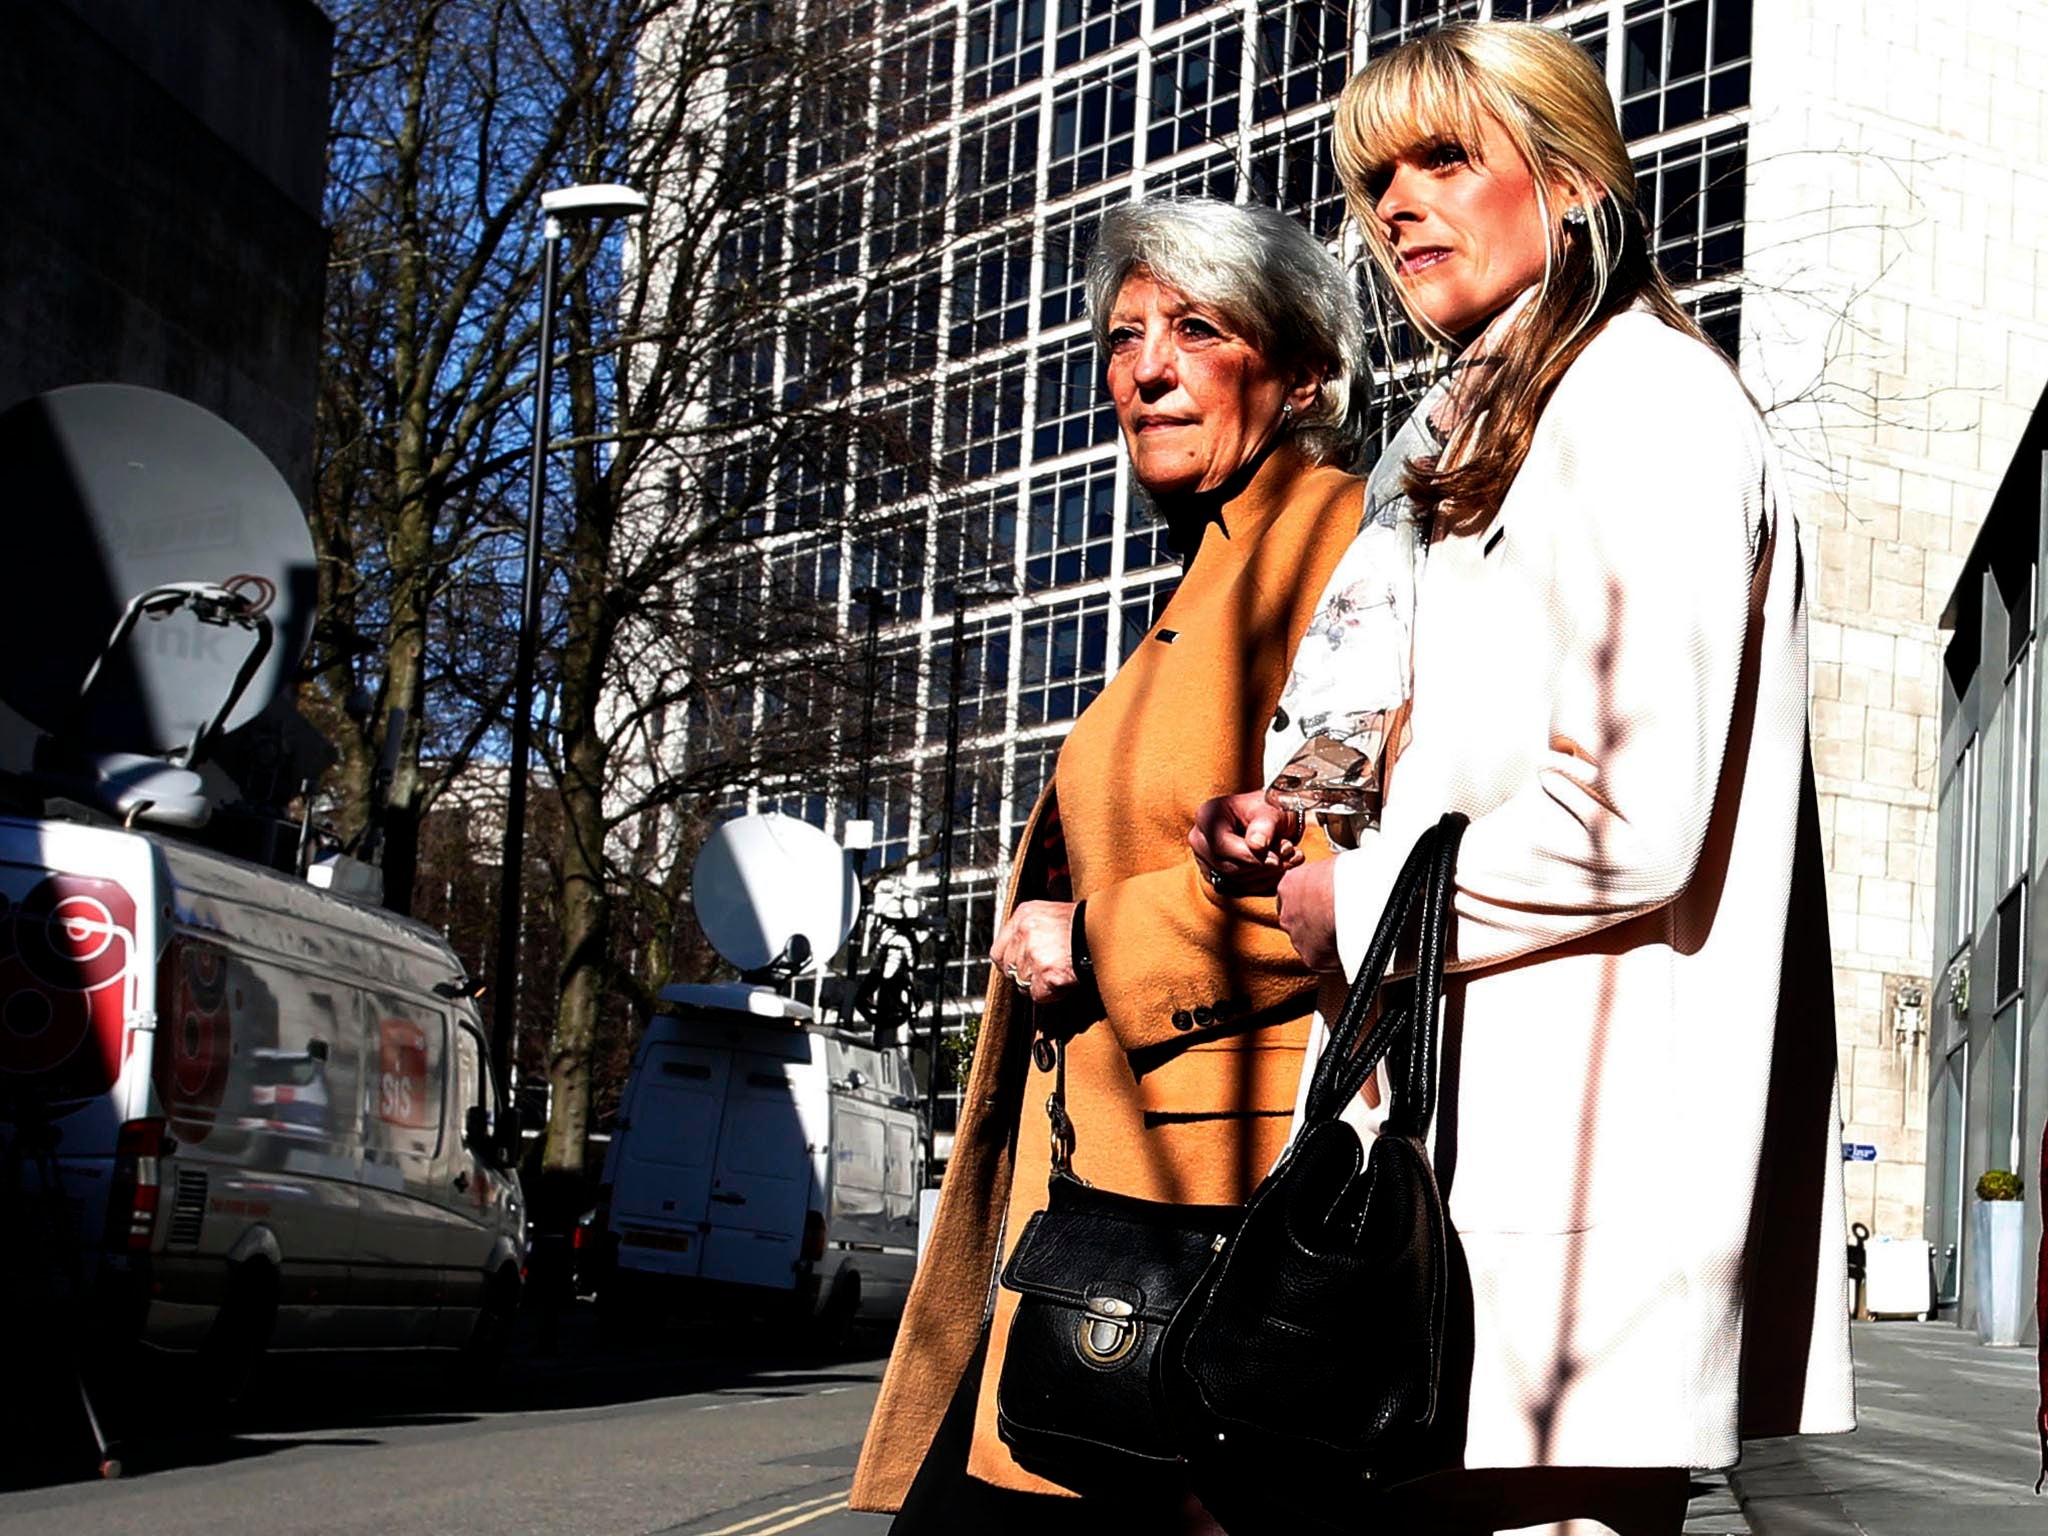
[807,1271,859,1353]
[456,1266,520,1385]
[596,1286,639,1350]
[200,1261,277,1414]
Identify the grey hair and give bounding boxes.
[1085,197,1367,468]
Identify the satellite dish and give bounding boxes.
[691,813,860,978]
[0,385,317,758]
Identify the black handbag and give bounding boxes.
[1158,812,1468,1517]
[993,1034,1240,1494]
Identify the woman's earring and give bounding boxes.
[1563,203,1588,229]
[1281,401,1295,421]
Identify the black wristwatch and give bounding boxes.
[1070,899,1094,973]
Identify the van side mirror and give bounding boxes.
[495,1104,524,1166]
[465,1104,491,1154]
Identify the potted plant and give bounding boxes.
[1971,1168,2027,1345]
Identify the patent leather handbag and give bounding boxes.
[1158,813,1467,1515]
[993,1036,1240,1494]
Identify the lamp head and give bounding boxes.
[539,182,651,220]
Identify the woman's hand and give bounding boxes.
[989,900,1081,1006]
[1188,790,1304,895]
[1276,858,1343,972]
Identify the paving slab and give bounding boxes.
[1732,1321,2043,1536]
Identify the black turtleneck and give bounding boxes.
[1145,431,1287,566]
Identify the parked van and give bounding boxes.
[591,983,923,1340]
[0,812,526,1403]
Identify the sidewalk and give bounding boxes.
[1730,1320,2043,1535]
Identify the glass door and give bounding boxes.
[1933,1041,1968,1306]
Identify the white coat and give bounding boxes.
[1311,310,1855,1473]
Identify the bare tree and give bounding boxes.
[314,0,939,1181]
[313,0,699,914]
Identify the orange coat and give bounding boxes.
[852,444,1364,1508]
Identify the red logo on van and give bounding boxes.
[377,1017,430,1129]
[158,939,233,1141]
[0,875,138,1100]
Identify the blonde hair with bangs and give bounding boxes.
[1334,22,1706,528]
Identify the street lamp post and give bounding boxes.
[923,580,1010,1179]
[490,182,650,1097]
[835,585,886,1037]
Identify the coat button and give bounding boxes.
[1171,1009,1193,1031]
[1193,1006,1213,1026]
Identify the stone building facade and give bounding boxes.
[1742,2,2048,1275]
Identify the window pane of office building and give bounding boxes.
[1634,127,1746,285]
[1146,19,1242,162]
[1048,60,1138,198]
[958,101,1042,231]
[926,616,1015,742]
[1040,192,1119,327]
[943,356,1030,480]
[1025,459,1118,590]
[1033,332,1117,460]
[935,483,1022,602]
[951,229,1036,356]
[1018,594,1111,724]
[1146,151,1239,203]
[1249,114,1344,239]
[1254,0,1348,122]
[1054,0,1140,68]
[879,19,957,141]
[1620,0,1751,137]
[924,751,1010,869]
[966,0,1047,102]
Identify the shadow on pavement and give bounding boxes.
[0,1300,891,1494]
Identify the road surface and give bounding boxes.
[0,1305,892,1536]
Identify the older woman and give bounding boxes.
[1194,22,1853,1536]
[852,198,1368,1528]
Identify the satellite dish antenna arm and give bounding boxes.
[68,583,276,768]
[738,932,813,987]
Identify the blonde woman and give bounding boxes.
[1193,23,1853,1535]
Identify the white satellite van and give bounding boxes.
[0,814,527,1389]
[0,386,526,1446]
[589,813,924,1338]
[594,984,923,1336]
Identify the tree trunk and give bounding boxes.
[368,20,437,916]
[373,491,434,914]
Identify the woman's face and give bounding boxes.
[1105,271,1316,497]
[1366,110,1557,340]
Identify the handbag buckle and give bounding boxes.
[1077,1295,1138,1365]
[1047,1091,1076,1175]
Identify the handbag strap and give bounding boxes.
[1301,812,1467,1136]
[1038,811,1465,1170]
[1299,820,1437,1124]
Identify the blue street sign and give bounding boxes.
[1842,1143,1878,1162]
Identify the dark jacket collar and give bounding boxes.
[1148,436,1315,567]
